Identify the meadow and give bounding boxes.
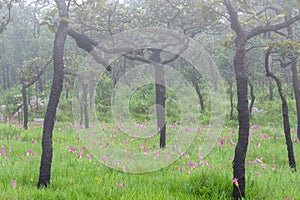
[0,118,300,200]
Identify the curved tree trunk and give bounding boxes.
[38,1,69,188]
[265,49,296,171]
[192,73,205,112]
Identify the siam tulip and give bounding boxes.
[179,166,183,172]
[86,154,91,160]
[69,147,76,153]
[77,152,83,158]
[12,180,16,188]
[233,178,238,187]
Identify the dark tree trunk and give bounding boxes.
[265,49,296,171]
[286,20,300,140]
[291,61,300,140]
[268,77,274,100]
[192,73,205,112]
[151,49,166,149]
[38,1,68,188]
[232,36,249,199]
[229,80,234,120]
[22,83,28,130]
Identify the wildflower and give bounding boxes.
[272,165,276,170]
[179,166,183,172]
[116,182,124,189]
[233,178,239,187]
[262,163,267,169]
[12,180,16,188]
[69,147,76,153]
[188,161,193,167]
[187,170,191,174]
[77,151,83,158]
[247,161,251,167]
[86,154,91,160]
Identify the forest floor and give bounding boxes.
[0,120,299,200]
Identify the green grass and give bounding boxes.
[0,121,300,200]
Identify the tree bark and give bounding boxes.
[265,49,296,171]
[291,61,300,140]
[286,18,300,140]
[192,73,205,112]
[268,77,274,100]
[151,49,166,149]
[38,1,69,188]
[22,83,28,130]
[232,36,249,199]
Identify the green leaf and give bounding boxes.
[40,21,49,26]
[47,25,55,33]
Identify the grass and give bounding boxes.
[0,120,300,200]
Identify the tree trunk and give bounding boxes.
[265,49,296,171]
[192,73,205,112]
[291,61,300,140]
[286,19,300,140]
[151,49,166,149]
[22,83,28,130]
[38,1,68,188]
[232,36,249,199]
[268,77,274,100]
[82,83,89,129]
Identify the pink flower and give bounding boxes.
[286,198,290,200]
[187,170,191,174]
[86,154,91,160]
[188,161,193,167]
[12,180,16,188]
[69,147,76,153]
[247,161,251,167]
[77,152,83,158]
[233,178,238,184]
[262,163,267,169]
[272,165,276,170]
[179,166,183,172]
[116,182,124,189]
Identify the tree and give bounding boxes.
[222,0,300,198]
[38,0,69,188]
[265,47,296,171]
[17,57,51,129]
